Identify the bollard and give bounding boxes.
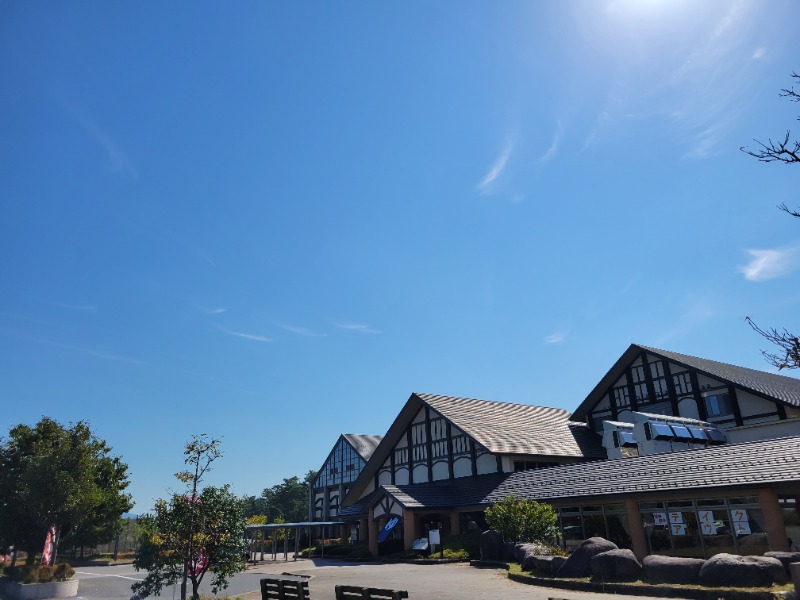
[790,562,800,595]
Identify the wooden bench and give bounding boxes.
[260,575,310,600]
[334,585,409,600]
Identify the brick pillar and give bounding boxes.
[368,508,379,556]
[625,498,648,560]
[449,511,461,537]
[403,509,417,549]
[758,488,790,552]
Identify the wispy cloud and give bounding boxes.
[582,112,609,152]
[544,330,567,344]
[48,301,98,312]
[65,101,139,179]
[335,322,382,335]
[752,47,766,60]
[738,244,800,281]
[197,305,227,315]
[539,122,563,164]
[281,324,327,337]
[35,337,143,365]
[476,141,513,193]
[217,325,272,342]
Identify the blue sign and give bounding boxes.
[377,516,400,543]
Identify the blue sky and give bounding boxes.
[2,1,799,512]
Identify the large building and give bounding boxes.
[309,433,382,537]
[332,344,800,559]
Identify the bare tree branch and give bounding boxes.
[746,317,800,370]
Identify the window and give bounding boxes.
[649,361,665,379]
[613,431,636,448]
[673,372,693,395]
[613,386,630,408]
[704,392,732,418]
[451,435,469,456]
[631,365,645,383]
[513,461,558,471]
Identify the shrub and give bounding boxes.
[5,563,74,583]
[443,532,481,559]
[485,496,558,543]
[53,563,75,581]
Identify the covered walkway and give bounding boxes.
[244,521,346,562]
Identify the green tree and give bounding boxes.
[241,495,269,518]
[484,496,558,543]
[132,484,246,600]
[260,470,317,523]
[0,417,132,564]
[132,435,246,600]
[742,71,800,369]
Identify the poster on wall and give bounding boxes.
[731,509,748,522]
[652,512,668,525]
[671,523,688,536]
[668,512,684,524]
[734,521,752,535]
[698,510,717,535]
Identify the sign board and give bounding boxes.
[698,511,717,535]
[428,529,440,545]
[734,521,751,535]
[652,512,668,526]
[668,512,684,524]
[412,538,429,551]
[731,509,748,522]
[671,524,688,536]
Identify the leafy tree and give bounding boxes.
[132,484,246,600]
[241,495,269,518]
[742,71,800,369]
[260,470,317,523]
[484,496,558,543]
[0,417,132,564]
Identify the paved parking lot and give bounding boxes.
[73,558,685,600]
[238,558,679,600]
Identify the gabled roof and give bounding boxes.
[572,343,800,421]
[416,393,605,458]
[342,434,382,461]
[342,392,603,506]
[375,434,800,510]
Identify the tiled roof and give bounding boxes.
[343,434,382,461]
[572,344,800,421]
[638,345,800,409]
[416,393,606,458]
[380,435,800,509]
[337,489,378,518]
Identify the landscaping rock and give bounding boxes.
[591,549,642,581]
[529,555,566,574]
[555,537,618,578]
[764,551,800,576]
[503,541,516,562]
[479,530,505,562]
[514,542,549,563]
[699,553,787,587]
[642,555,705,585]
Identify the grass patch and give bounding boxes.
[507,563,795,594]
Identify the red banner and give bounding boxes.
[41,525,57,566]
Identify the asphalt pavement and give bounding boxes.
[72,558,691,600]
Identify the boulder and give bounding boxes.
[591,549,642,581]
[514,542,549,563]
[699,553,787,587]
[764,551,800,576]
[479,530,505,562]
[642,555,706,585]
[556,537,618,578]
[529,555,566,574]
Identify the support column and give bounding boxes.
[340,524,349,541]
[359,516,369,544]
[449,511,461,537]
[625,498,648,560]
[758,488,790,552]
[403,509,417,550]
[368,508,379,557]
